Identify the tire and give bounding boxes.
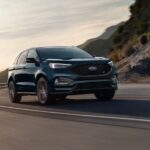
[95,89,115,101]
[8,81,22,103]
[37,77,56,105]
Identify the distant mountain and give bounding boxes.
[79,22,123,57]
[98,24,122,40]
[0,69,8,83]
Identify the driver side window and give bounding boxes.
[27,49,39,61]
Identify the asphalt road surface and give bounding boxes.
[0,84,150,150]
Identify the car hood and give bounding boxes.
[45,57,110,64]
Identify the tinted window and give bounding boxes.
[37,47,93,60]
[27,49,39,60]
[17,51,28,65]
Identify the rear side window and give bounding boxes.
[17,51,28,65]
[13,55,20,65]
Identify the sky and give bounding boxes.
[0,0,134,71]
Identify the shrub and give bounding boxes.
[113,34,122,44]
[117,25,124,33]
[140,34,148,45]
[131,34,139,45]
[109,48,123,63]
[123,43,131,56]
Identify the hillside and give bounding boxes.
[110,0,150,62]
[79,23,123,56]
[109,0,150,82]
[117,42,150,82]
[0,69,8,83]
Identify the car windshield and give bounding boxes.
[37,47,93,60]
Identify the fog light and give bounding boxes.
[54,77,73,86]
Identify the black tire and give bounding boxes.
[95,89,115,101]
[8,81,22,103]
[37,77,56,105]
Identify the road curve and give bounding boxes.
[0,84,150,150]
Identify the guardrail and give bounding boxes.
[0,83,7,89]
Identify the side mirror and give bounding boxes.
[26,58,37,63]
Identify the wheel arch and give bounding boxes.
[35,73,48,85]
[8,76,15,85]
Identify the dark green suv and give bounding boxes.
[8,46,118,105]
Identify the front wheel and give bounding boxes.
[8,81,22,103]
[37,77,56,105]
[95,89,115,101]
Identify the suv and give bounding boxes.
[8,46,118,105]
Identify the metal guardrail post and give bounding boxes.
[0,83,7,89]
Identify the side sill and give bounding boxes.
[17,92,36,96]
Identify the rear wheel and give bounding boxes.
[37,77,56,105]
[8,81,22,103]
[95,89,115,101]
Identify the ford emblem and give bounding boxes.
[88,66,97,71]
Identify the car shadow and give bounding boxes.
[20,97,150,118]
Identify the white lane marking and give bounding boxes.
[1,94,150,100]
[115,96,150,100]
[0,105,150,123]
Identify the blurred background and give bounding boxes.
[1,0,150,83]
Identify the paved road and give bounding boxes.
[0,84,150,150]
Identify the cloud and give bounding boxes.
[0,0,134,39]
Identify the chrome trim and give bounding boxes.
[17,92,36,95]
[88,66,98,71]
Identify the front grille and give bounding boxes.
[71,64,111,76]
[76,82,111,90]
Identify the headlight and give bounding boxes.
[49,63,72,69]
[108,61,114,66]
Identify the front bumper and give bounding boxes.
[52,79,118,95]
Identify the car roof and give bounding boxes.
[20,46,82,55]
[32,46,77,51]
